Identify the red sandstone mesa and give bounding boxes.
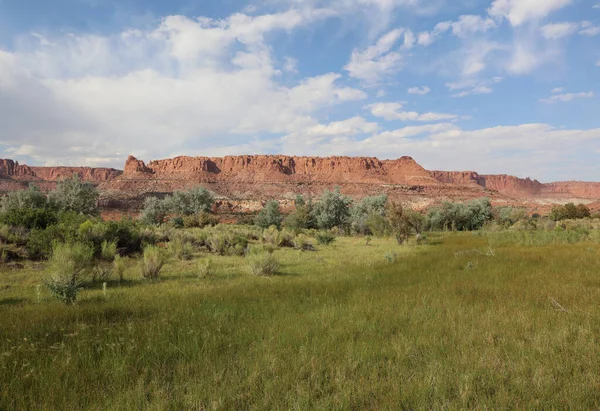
[1,155,600,213]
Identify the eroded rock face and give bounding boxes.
[432,171,545,197]
[2,155,600,214]
[0,159,36,179]
[0,159,122,190]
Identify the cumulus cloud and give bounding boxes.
[367,102,458,121]
[488,0,574,26]
[407,86,431,95]
[0,10,369,166]
[344,29,404,83]
[539,91,594,103]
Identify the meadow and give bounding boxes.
[2,230,600,409]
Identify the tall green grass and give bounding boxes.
[2,233,600,409]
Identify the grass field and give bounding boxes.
[2,232,600,409]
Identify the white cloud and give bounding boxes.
[541,21,600,39]
[488,0,574,26]
[0,10,369,166]
[367,102,458,121]
[376,89,386,97]
[417,21,451,46]
[551,87,564,94]
[283,57,298,73]
[541,22,581,39]
[408,86,431,95]
[539,91,594,103]
[344,29,404,83]
[446,77,503,97]
[450,15,497,38]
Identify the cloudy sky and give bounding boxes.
[0,0,599,181]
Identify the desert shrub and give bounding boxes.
[495,207,527,228]
[0,185,47,212]
[0,207,58,230]
[197,258,213,278]
[207,231,248,256]
[49,175,99,216]
[100,240,117,261]
[550,203,591,221]
[293,234,315,251]
[167,236,195,260]
[139,245,166,279]
[183,211,219,228]
[103,219,144,254]
[311,187,352,230]
[44,242,94,305]
[0,242,26,262]
[261,226,294,248]
[248,252,280,276]
[255,200,283,229]
[169,216,185,228]
[315,230,336,245]
[113,255,128,282]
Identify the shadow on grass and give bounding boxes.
[0,297,27,306]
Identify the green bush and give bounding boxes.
[167,236,195,260]
[49,175,100,216]
[248,253,280,276]
[44,242,94,305]
[139,246,166,279]
[311,187,352,230]
[0,185,47,212]
[113,255,128,282]
[0,207,58,230]
[255,200,283,229]
[315,230,336,245]
[350,194,388,234]
[183,211,219,228]
[100,240,117,261]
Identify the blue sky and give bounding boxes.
[0,0,599,181]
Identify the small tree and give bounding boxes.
[0,184,47,212]
[49,174,99,216]
[167,187,214,215]
[311,187,353,230]
[284,195,316,231]
[140,197,169,226]
[255,200,283,229]
[387,202,412,244]
[350,194,388,234]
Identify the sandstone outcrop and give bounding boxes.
[2,155,600,214]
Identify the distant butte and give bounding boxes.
[1,155,600,215]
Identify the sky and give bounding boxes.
[0,0,599,182]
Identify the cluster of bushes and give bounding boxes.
[140,187,216,226]
[256,189,425,243]
[426,198,493,231]
[549,203,591,221]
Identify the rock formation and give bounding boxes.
[1,155,600,214]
